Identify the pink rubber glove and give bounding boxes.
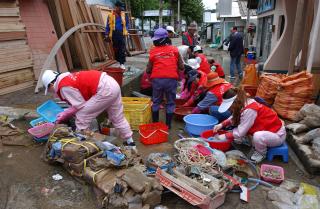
[192,106,201,114]
[56,107,78,124]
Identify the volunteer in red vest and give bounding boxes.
[182,23,198,46]
[146,28,184,129]
[192,72,232,120]
[41,70,135,147]
[213,88,286,163]
[193,45,211,74]
[182,59,207,107]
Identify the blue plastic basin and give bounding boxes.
[183,114,218,136]
[37,100,64,123]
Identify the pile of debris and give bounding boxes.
[286,104,320,174]
[43,125,163,209]
[268,179,319,209]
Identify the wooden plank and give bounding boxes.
[0,61,33,73]
[67,0,92,68]
[0,40,27,47]
[0,68,34,89]
[52,0,74,69]
[0,8,20,17]
[0,17,21,23]
[0,31,26,41]
[0,23,25,31]
[0,1,18,8]
[0,81,34,96]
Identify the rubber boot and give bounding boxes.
[152,111,159,122]
[166,113,174,129]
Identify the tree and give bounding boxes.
[180,0,204,24]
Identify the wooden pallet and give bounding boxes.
[0,0,35,95]
[47,0,116,70]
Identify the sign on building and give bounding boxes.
[218,0,232,16]
[143,10,172,17]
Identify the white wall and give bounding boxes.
[263,0,298,71]
[308,0,320,67]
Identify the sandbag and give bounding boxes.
[300,116,320,129]
[273,71,314,120]
[241,64,259,86]
[286,123,309,134]
[0,122,33,146]
[84,166,127,195]
[294,104,320,122]
[256,74,286,105]
[302,128,320,144]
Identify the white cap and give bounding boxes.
[187,58,200,70]
[218,95,237,113]
[42,70,59,95]
[193,45,202,52]
[166,26,177,34]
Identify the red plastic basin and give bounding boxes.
[200,130,232,152]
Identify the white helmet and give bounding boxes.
[42,70,59,95]
[187,58,200,70]
[193,45,202,52]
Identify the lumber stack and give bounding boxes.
[0,0,34,95]
[47,0,116,70]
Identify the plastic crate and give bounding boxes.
[139,122,169,145]
[30,117,48,127]
[28,123,55,138]
[156,168,226,209]
[122,97,152,130]
[37,100,64,123]
[260,164,284,184]
[33,135,49,143]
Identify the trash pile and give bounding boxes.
[267,179,320,209]
[286,103,320,174]
[43,125,163,209]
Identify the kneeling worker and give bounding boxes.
[42,70,135,147]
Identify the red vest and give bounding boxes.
[197,54,211,74]
[209,83,233,105]
[244,102,283,135]
[150,45,179,80]
[182,32,194,46]
[213,62,225,77]
[57,70,102,101]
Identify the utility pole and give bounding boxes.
[159,0,163,26]
[177,0,180,33]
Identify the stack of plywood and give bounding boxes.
[47,0,116,70]
[0,0,34,95]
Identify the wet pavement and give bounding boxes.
[0,38,319,209]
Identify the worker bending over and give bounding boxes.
[42,70,135,147]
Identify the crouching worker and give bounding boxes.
[42,70,135,147]
[192,72,232,121]
[213,88,286,163]
[146,28,184,129]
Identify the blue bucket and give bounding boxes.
[183,114,218,136]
